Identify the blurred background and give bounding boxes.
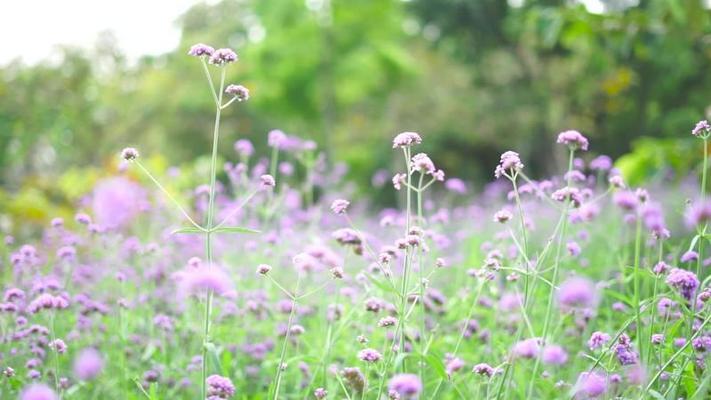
[2,0,711,227]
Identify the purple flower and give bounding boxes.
[512,338,540,359]
[613,190,637,211]
[121,147,139,161]
[73,348,104,380]
[234,139,254,157]
[177,265,233,297]
[681,251,699,263]
[557,130,589,151]
[589,155,612,171]
[410,153,436,174]
[225,84,249,101]
[686,200,711,228]
[388,373,422,399]
[566,241,581,257]
[541,344,568,365]
[472,363,495,377]
[188,43,215,57]
[666,268,699,300]
[92,177,146,229]
[444,178,467,194]
[692,120,711,137]
[260,174,276,188]
[20,383,58,400]
[268,129,288,148]
[493,209,513,223]
[209,48,238,65]
[558,277,597,309]
[651,334,665,345]
[330,199,350,215]
[314,388,327,399]
[206,374,236,398]
[357,348,382,362]
[392,132,422,148]
[574,372,607,398]
[495,151,524,178]
[588,331,611,350]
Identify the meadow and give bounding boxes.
[4,43,711,400]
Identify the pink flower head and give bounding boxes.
[73,348,104,380]
[666,268,699,301]
[225,84,249,101]
[557,130,589,151]
[692,120,711,137]
[209,48,238,65]
[20,383,58,400]
[188,43,215,57]
[686,200,711,228]
[541,344,568,365]
[260,174,276,188]
[234,139,254,157]
[388,373,422,399]
[558,277,597,309]
[574,371,607,398]
[511,338,540,359]
[330,199,350,215]
[494,151,524,179]
[177,264,233,297]
[206,374,235,398]
[392,132,422,148]
[410,153,436,174]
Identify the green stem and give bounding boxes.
[273,273,302,399]
[633,212,643,354]
[525,149,574,398]
[201,67,225,400]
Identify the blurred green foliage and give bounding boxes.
[2,0,711,206]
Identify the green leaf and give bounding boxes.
[204,342,223,375]
[424,353,448,380]
[689,234,700,252]
[141,343,156,361]
[365,273,399,296]
[171,227,204,235]
[646,389,665,400]
[211,226,260,234]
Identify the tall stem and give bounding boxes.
[511,177,529,308]
[525,149,574,398]
[201,67,225,400]
[632,211,643,355]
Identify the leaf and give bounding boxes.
[689,234,700,252]
[171,227,204,235]
[646,389,665,400]
[141,343,156,361]
[211,226,260,234]
[204,342,223,375]
[365,273,399,296]
[424,353,448,380]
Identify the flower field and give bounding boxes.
[4,44,711,400]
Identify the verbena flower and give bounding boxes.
[357,348,382,362]
[472,363,495,377]
[588,331,610,350]
[209,48,238,66]
[692,120,711,137]
[20,383,58,400]
[541,344,568,365]
[225,84,249,101]
[206,374,236,399]
[558,277,597,309]
[574,372,607,398]
[188,43,215,57]
[120,147,139,161]
[392,132,422,148]
[666,268,699,301]
[494,151,524,179]
[73,348,104,380]
[330,199,350,215]
[388,373,422,399]
[557,130,589,151]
